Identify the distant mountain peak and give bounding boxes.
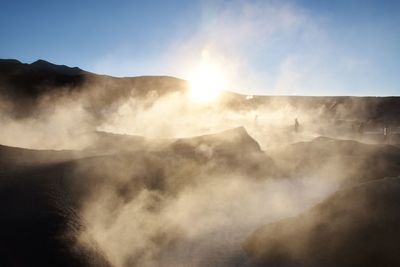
[0,59,21,64]
[31,59,52,66]
[30,59,84,75]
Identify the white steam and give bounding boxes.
[80,175,338,267]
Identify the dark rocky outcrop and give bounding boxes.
[244,177,400,267]
[0,127,271,267]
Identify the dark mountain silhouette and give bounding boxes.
[0,59,186,98]
[30,59,85,76]
[1,58,400,124]
[0,59,86,97]
[0,59,188,118]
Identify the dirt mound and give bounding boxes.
[244,177,400,267]
[0,127,277,267]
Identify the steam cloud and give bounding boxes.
[1,2,398,263]
[0,79,344,267]
[79,174,337,267]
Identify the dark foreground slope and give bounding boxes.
[2,127,400,267]
[244,138,400,266]
[244,177,400,267]
[0,127,272,267]
[1,128,400,267]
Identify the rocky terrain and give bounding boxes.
[0,59,399,267]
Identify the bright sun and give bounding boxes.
[188,61,227,103]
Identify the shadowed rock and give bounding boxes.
[0,127,274,267]
[244,177,400,267]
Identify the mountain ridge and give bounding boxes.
[1,58,400,125]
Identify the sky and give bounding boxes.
[0,0,399,96]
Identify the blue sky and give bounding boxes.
[1,0,399,96]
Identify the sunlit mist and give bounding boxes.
[1,0,400,266]
[188,54,227,103]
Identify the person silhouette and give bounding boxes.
[294,118,299,133]
[358,122,364,139]
[254,114,258,128]
[383,125,390,144]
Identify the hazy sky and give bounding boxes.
[1,0,399,96]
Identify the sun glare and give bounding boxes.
[188,62,227,103]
